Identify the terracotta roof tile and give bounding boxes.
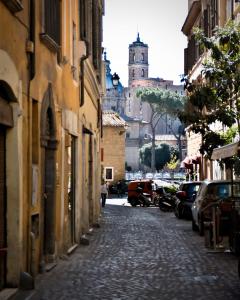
[102,111,126,127]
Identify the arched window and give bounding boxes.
[141,69,144,77]
[141,53,144,62]
[132,70,135,77]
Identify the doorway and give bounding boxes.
[0,125,6,290]
[40,85,57,264]
[65,134,76,248]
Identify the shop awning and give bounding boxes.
[211,142,240,160]
[180,156,193,169]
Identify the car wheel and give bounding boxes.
[198,215,204,236]
[192,218,198,231]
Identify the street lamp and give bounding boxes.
[111,72,120,113]
[111,72,120,88]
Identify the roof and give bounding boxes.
[182,1,201,36]
[102,111,127,127]
[129,33,148,48]
[211,141,240,160]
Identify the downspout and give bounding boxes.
[27,0,36,277]
[80,40,89,107]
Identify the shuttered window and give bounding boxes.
[92,0,102,73]
[44,0,60,45]
[40,0,61,52]
[210,0,218,34]
[79,0,87,40]
[1,0,23,13]
[184,48,189,75]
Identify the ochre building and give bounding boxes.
[0,0,104,292]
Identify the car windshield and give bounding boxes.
[206,182,240,199]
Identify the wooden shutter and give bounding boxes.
[44,0,60,45]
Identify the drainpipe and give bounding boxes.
[80,40,89,107]
[26,0,35,275]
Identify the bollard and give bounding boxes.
[204,221,213,248]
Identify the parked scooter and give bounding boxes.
[155,187,175,212]
[135,186,152,207]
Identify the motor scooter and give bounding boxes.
[136,187,151,207]
[155,187,175,212]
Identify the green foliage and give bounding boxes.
[220,126,238,144]
[137,87,186,116]
[140,143,179,171]
[181,22,240,158]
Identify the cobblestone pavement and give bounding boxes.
[16,200,240,300]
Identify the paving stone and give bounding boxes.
[12,200,240,299]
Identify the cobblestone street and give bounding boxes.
[15,199,240,300]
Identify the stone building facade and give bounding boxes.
[102,111,127,183]
[125,34,185,171]
[182,0,240,180]
[0,0,104,293]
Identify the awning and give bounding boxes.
[191,155,201,164]
[211,142,240,160]
[181,156,193,169]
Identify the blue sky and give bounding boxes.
[103,0,188,87]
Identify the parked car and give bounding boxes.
[127,179,156,206]
[174,181,201,219]
[191,180,240,236]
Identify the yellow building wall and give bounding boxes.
[102,126,126,183]
[0,0,103,288]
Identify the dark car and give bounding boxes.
[174,181,201,219]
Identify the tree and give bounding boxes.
[139,142,179,171]
[180,22,240,159]
[137,88,186,171]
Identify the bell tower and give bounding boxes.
[128,33,149,87]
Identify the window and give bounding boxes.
[226,0,233,20]
[210,0,218,34]
[132,70,135,77]
[126,132,130,138]
[79,0,87,40]
[1,0,23,13]
[133,53,135,62]
[141,53,144,62]
[105,167,114,181]
[141,69,145,77]
[40,0,61,52]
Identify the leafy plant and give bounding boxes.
[137,87,186,170]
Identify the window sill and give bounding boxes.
[2,0,23,13]
[40,33,60,53]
